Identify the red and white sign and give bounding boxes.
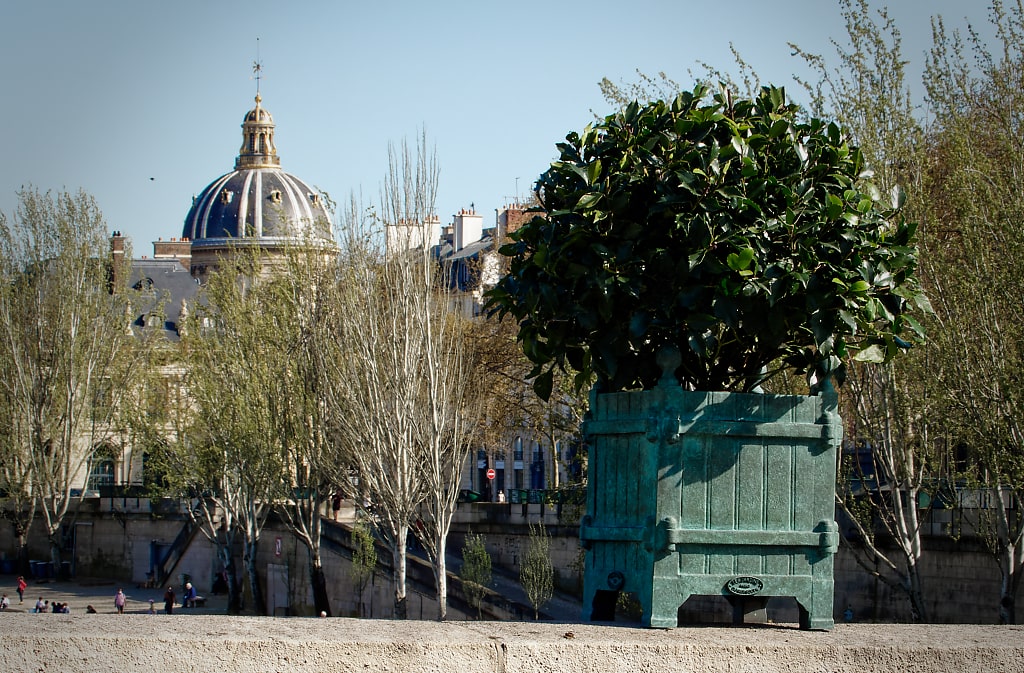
[486,468,496,480]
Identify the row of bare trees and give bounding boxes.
[150,136,497,619]
[0,135,581,621]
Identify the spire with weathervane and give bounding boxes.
[236,49,280,170]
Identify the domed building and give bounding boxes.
[183,92,332,282]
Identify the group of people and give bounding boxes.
[5,577,201,615]
[33,597,70,613]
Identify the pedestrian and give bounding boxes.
[16,576,26,604]
[0,593,9,610]
[163,586,175,614]
[332,490,342,521]
[114,588,126,614]
[147,599,156,615]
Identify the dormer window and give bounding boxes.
[309,193,320,205]
[220,189,234,204]
[269,190,282,204]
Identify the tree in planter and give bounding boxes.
[487,84,928,400]
[519,522,554,620]
[350,518,377,618]
[486,84,929,630]
[460,532,492,620]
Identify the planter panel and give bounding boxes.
[581,381,841,630]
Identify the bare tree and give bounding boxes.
[323,189,428,619]
[920,0,1024,623]
[271,235,341,617]
[321,134,480,620]
[0,188,140,573]
[789,0,940,622]
[180,250,288,614]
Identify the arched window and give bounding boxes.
[87,448,116,491]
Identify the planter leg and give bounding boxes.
[797,591,834,631]
[727,596,768,625]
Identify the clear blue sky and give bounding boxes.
[0,0,992,250]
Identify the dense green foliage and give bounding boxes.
[487,85,928,398]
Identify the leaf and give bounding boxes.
[576,193,603,210]
[726,247,755,271]
[849,280,870,293]
[532,368,554,401]
[853,344,886,363]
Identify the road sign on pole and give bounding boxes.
[486,468,496,480]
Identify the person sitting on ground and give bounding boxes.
[0,593,9,610]
[35,598,45,613]
[86,605,97,614]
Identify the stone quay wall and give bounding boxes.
[0,618,1021,673]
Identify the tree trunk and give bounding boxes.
[47,533,63,576]
[434,530,448,621]
[996,505,1022,625]
[219,545,242,614]
[309,556,330,617]
[244,540,266,615]
[393,525,408,619]
[14,525,30,576]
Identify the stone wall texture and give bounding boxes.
[0,618,1021,673]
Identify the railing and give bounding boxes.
[155,518,198,586]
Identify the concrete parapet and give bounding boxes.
[0,618,1021,672]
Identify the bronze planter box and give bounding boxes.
[580,380,842,630]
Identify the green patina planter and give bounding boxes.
[580,356,842,630]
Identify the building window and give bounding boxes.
[87,453,115,490]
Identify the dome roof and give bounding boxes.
[183,168,329,246]
[182,93,331,248]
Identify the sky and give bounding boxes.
[0,0,996,251]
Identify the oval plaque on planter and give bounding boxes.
[726,576,765,596]
[607,571,625,591]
